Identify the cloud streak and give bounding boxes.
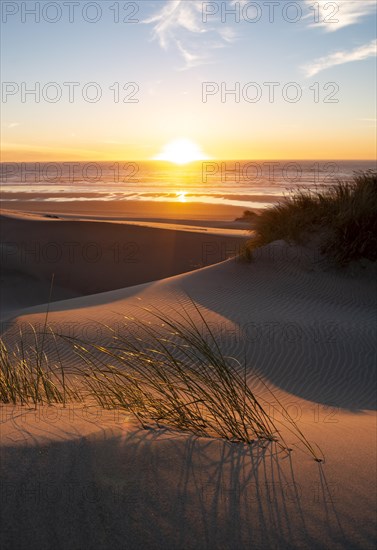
[304,0,376,31]
[303,39,377,77]
[143,0,236,69]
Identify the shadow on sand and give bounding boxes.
[0,420,351,550]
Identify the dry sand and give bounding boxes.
[0,205,376,549]
[0,208,247,316]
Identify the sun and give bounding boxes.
[154,139,208,165]
[177,191,187,202]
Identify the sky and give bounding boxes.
[1,0,376,161]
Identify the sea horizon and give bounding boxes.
[1,159,376,209]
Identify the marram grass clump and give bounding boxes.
[65,305,323,460]
[70,309,279,444]
[0,306,323,461]
[0,327,79,405]
[244,171,377,265]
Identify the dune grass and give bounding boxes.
[0,276,79,405]
[59,304,322,460]
[0,308,323,460]
[244,171,377,265]
[0,326,78,405]
[69,306,280,444]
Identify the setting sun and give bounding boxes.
[154,139,208,165]
[176,191,187,202]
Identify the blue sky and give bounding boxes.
[1,0,376,160]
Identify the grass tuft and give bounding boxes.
[63,304,323,460]
[243,171,377,265]
[0,326,79,405]
[0,306,323,460]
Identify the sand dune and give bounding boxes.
[0,210,246,316]
[1,407,375,550]
[2,239,376,549]
[1,223,376,549]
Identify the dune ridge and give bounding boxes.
[0,211,376,549]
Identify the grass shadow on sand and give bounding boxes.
[0,419,348,550]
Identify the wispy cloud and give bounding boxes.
[303,39,377,77]
[304,0,376,31]
[143,0,237,69]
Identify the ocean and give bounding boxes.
[1,160,376,209]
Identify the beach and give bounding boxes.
[0,199,376,549]
[2,0,377,545]
[0,202,248,315]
